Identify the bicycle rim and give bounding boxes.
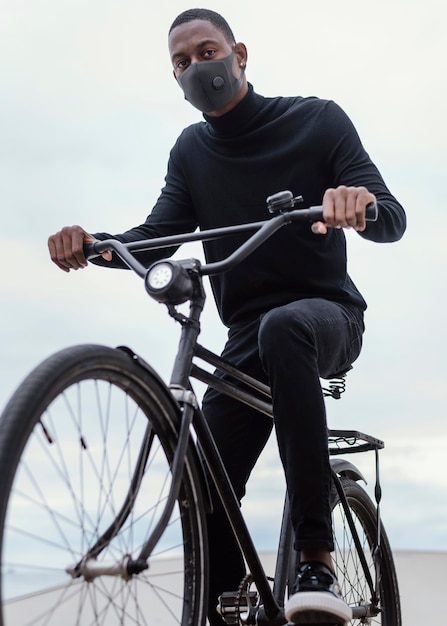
[331,476,401,625]
[0,344,208,626]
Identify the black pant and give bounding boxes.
[201,298,364,624]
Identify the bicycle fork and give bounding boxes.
[66,281,206,582]
[66,397,196,581]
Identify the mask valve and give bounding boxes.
[212,76,225,90]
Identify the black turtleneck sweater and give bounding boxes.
[93,85,406,327]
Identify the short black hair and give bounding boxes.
[169,8,236,45]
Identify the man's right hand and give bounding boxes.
[48,225,112,272]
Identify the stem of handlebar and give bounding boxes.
[83,202,377,278]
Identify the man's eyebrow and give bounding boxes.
[171,39,220,63]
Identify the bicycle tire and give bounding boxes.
[331,476,401,626]
[0,344,208,626]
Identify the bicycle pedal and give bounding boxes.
[217,590,258,624]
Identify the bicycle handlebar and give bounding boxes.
[84,201,378,279]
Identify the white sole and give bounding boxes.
[285,591,352,624]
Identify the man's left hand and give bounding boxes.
[311,185,376,235]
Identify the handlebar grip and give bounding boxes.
[365,201,378,221]
[83,242,100,260]
[306,201,378,224]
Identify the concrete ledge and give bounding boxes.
[259,550,445,626]
[393,550,446,624]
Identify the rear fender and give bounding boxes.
[330,458,366,483]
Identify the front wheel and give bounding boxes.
[331,476,401,625]
[0,344,208,626]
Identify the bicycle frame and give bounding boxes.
[82,200,383,623]
[126,296,384,623]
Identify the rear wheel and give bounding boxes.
[0,344,208,625]
[331,476,401,625]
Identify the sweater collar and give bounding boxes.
[203,84,263,137]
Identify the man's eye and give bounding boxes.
[203,49,216,58]
[176,59,189,69]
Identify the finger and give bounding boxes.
[59,228,86,270]
[323,186,352,227]
[71,229,94,267]
[354,196,366,232]
[48,235,70,272]
[322,188,337,226]
[311,221,328,235]
[50,232,78,272]
[333,186,352,227]
[345,188,359,228]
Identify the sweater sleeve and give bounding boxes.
[91,134,198,269]
[322,101,406,243]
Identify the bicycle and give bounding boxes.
[0,191,401,625]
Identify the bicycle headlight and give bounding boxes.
[145,261,194,305]
[147,262,174,290]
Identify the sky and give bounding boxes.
[0,0,446,554]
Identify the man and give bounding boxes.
[48,8,406,625]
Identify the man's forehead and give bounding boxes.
[168,19,226,52]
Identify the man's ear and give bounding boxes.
[234,42,248,69]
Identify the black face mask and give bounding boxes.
[178,51,244,113]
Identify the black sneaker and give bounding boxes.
[284,561,352,625]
